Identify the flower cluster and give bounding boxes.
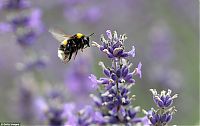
[87,30,142,125]
[35,88,69,126]
[143,89,178,126]
[76,105,104,125]
[0,0,43,46]
[16,55,48,72]
[92,30,136,59]
[0,0,30,10]
[17,75,37,124]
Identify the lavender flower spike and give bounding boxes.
[143,89,178,126]
[150,89,178,108]
[88,30,142,125]
[92,30,134,59]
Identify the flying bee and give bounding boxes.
[49,29,94,63]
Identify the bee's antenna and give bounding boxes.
[88,33,95,37]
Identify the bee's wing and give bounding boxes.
[49,29,70,43]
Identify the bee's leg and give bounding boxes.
[83,40,90,49]
[80,39,85,52]
[86,39,90,47]
[87,41,90,47]
[68,51,73,61]
[63,59,68,64]
[74,50,78,60]
[73,43,79,59]
[74,40,79,57]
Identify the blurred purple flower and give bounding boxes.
[77,105,105,125]
[148,21,174,63]
[65,56,94,95]
[63,0,102,23]
[88,74,100,89]
[35,88,70,126]
[16,31,37,46]
[17,82,36,123]
[82,6,102,23]
[147,21,182,89]
[63,103,77,126]
[0,0,30,10]
[28,8,44,33]
[16,55,48,72]
[0,22,12,33]
[0,0,44,46]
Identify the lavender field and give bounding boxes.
[0,0,199,125]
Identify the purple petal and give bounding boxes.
[111,73,117,81]
[122,66,129,77]
[100,46,105,51]
[106,30,112,40]
[164,99,173,107]
[63,103,76,117]
[107,53,114,58]
[128,109,137,119]
[128,46,135,57]
[116,68,122,78]
[135,62,142,78]
[93,112,105,122]
[157,100,164,108]
[90,95,101,107]
[119,106,126,117]
[99,78,109,84]
[103,69,110,77]
[88,74,98,89]
[160,113,167,123]
[105,83,113,90]
[120,52,129,58]
[124,73,133,81]
[121,88,128,96]
[127,79,135,84]
[166,114,172,123]
[108,46,114,53]
[150,117,157,125]
[110,107,117,116]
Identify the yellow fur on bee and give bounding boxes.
[62,39,68,45]
[76,33,83,39]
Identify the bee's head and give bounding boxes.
[86,36,89,42]
[84,33,94,47]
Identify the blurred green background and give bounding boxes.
[0,0,199,125]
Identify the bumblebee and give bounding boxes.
[49,29,94,63]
